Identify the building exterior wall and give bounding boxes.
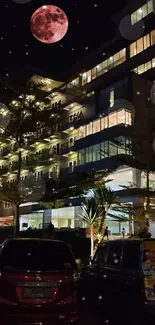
[0,0,155,228]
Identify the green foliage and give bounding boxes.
[79,198,101,227]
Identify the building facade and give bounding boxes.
[0,0,155,233]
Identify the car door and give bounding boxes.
[81,244,109,302]
[102,241,123,309]
[119,241,142,312]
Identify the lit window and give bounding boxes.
[137,64,145,74]
[82,70,91,85]
[148,0,153,13]
[97,63,103,76]
[133,58,154,75]
[130,42,137,57]
[92,67,97,79]
[70,77,79,88]
[131,0,153,25]
[151,30,155,45]
[152,58,155,67]
[130,31,151,57]
[93,119,101,133]
[110,90,114,107]
[107,56,114,69]
[145,60,152,70]
[102,60,108,73]
[125,110,132,125]
[78,126,86,139]
[117,110,126,124]
[109,112,117,127]
[131,11,137,25]
[86,122,93,136]
[144,34,150,50]
[137,38,144,54]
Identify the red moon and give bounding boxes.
[30,5,69,44]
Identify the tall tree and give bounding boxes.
[0,79,61,235]
[79,198,101,257]
[94,187,119,235]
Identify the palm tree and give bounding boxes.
[94,187,119,235]
[79,198,101,257]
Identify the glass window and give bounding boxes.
[151,30,155,45]
[142,4,148,18]
[126,138,132,154]
[130,42,137,57]
[101,117,105,130]
[109,112,117,127]
[78,126,85,139]
[148,0,153,14]
[92,144,100,161]
[119,48,126,63]
[100,142,105,158]
[136,8,143,21]
[107,56,114,69]
[122,242,140,269]
[145,60,152,71]
[0,240,76,271]
[110,90,114,107]
[102,141,109,157]
[114,52,120,67]
[104,116,108,128]
[152,58,155,67]
[97,63,103,76]
[102,60,108,73]
[82,70,91,85]
[93,119,101,133]
[144,34,150,49]
[137,64,145,74]
[93,245,108,264]
[117,109,126,124]
[107,242,123,267]
[78,149,85,165]
[70,77,79,88]
[131,11,137,25]
[86,122,93,136]
[137,37,144,54]
[118,137,125,154]
[92,67,97,79]
[125,110,132,125]
[109,142,117,156]
[86,147,92,163]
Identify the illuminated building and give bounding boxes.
[1,0,155,233]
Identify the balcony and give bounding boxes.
[60,142,75,156]
[0,166,9,175]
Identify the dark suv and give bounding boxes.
[0,238,79,325]
[80,239,155,324]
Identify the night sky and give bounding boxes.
[0,0,125,81]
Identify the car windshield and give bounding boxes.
[0,240,77,271]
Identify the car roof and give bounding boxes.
[2,237,68,246]
[100,238,155,246]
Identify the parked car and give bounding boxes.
[80,239,155,324]
[0,238,80,324]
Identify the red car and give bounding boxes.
[0,238,80,325]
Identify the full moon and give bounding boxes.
[30,5,69,44]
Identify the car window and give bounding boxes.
[0,240,77,271]
[106,242,123,268]
[93,245,108,264]
[121,242,140,269]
